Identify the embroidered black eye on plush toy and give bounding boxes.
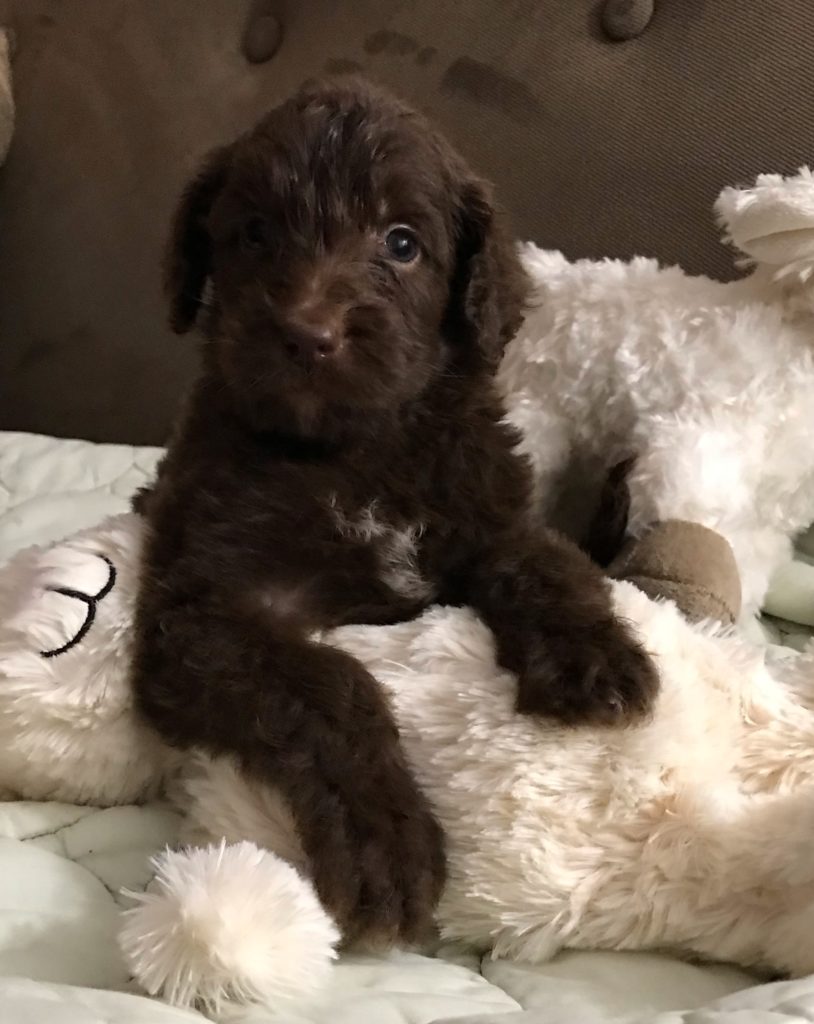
[38,555,117,659]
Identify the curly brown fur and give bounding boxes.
[132,77,658,948]
[586,456,637,567]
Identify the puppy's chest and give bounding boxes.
[251,495,436,626]
[326,494,433,603]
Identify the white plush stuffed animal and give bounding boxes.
[500,167,814,620]
[3,513,814,1022]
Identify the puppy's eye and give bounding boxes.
[384,226,420,264]
[242,216,269,251]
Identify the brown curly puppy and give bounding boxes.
[132,77,658,948]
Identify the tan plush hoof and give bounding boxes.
[609,520,742,624]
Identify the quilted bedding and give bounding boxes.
[1,429,814,1024]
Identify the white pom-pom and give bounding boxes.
[119,841,340,1018]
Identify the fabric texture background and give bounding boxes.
[1,1,813,443]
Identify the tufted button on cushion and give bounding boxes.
[242,8,283,64]
[601,0,655,41]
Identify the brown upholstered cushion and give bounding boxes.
[2,0,814,444]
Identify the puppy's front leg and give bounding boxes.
[464,528,658,726]
[133,604,445,946]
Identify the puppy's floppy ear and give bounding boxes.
[446,177,530,369]
[165,146,232,334]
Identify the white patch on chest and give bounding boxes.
[329,496,432,602]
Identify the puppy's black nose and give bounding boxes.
[283,323,340,364]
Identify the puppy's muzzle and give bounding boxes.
[282,304,345,366]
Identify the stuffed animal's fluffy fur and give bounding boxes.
[4,514,814,1021]
[0,517,171,803]
[501,168,814,619]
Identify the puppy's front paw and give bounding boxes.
[343,782,446,950]
[307,753,446,949]
[275,645,446,949]
[515,618,658,726]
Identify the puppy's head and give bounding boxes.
[166,78,528,439]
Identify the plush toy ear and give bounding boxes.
[165,146,232,334]
[445,178,530,369]
[715,167,814,283]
